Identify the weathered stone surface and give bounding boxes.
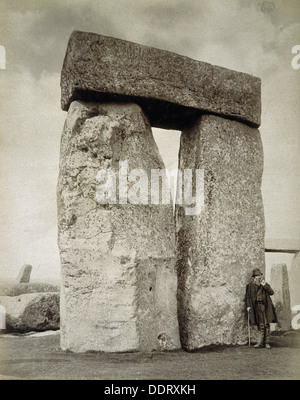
[0,293,60,332]
[0,282,60,297]
[270,264,291,331]
[57,100,180,352]
[250,325,262,345]
[17,264,32,283]
[61,31,261,129]
[176,114,265,350]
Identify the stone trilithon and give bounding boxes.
[58,31,264,352]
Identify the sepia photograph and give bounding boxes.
[0,0,299,384]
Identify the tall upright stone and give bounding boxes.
[176,114,265,350]
[289,252,300,309]
[0,305,5,330]
[270,264,291,331]
[59,30,264,352]
[61,31,261,129]
[17,264,32,284]
[57,100,180,352]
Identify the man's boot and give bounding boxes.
[264,325,271,349]
[254,328,264,348]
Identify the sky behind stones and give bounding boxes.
[0,0,299,280]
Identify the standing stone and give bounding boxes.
[176,114,265,350]
[289,252,300,309]
[0,282,59,296]
[17,264,32,283]
[0,293,60,332]
[270,264,291,331]
[57,100,180,352]
[0,305,5,330]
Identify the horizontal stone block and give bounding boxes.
[0,282,60,297]
[61,31,261,129]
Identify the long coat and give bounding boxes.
[245,282,277,326]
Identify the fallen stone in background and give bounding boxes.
[176,114,265,350]
[0,282,60,297]
[0,293,60,333]
[58,31,263,353]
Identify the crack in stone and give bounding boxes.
[84,230,112,240]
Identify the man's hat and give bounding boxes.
[252,268,263,277]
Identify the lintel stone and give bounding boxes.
[61,31,261,129]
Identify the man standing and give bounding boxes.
[245,268,277,349]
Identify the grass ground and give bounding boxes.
[0,329,299,380]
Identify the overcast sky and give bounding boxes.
[0,0,299,281]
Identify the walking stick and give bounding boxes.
[247,308,251,347]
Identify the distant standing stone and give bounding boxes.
[0,305,5,330]
[0,282,60,297]
[57,101,180,352]
[289,252,300,309]
[270,264,291,331]
[17,264,32,283]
